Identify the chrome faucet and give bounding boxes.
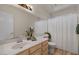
[17,39,23,43]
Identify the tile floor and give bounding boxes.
[50,48,78,55]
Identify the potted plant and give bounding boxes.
[25,27,36,41]
[44,32,51,42]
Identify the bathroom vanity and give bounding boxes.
[0,38,48,55]
[17,40,48,55]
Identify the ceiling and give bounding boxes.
[0,4,75,20]
[31,4,75,19]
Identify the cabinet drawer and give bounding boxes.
[30,44,41,54]
[16,49,29,55]
[42,40,48,46]
[31,48,41,55]
[42,44,48,52]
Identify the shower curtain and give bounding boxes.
[48,14,78,54]
[34,14,78,54]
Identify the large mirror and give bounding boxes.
[0,11,14,40]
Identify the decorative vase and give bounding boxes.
[27,36,31,40]
[31,36,36,41]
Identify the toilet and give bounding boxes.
[48,42,56,54]
[43,33,56,54]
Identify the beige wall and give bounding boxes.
[0,4,38,35]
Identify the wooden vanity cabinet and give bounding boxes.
[31,48,41,55]
[41,40,48,55]
[29,44,41,54]
[17,40,48,55]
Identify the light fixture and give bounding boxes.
[18,4,32,11]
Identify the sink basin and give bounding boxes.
[12,42,27,49]
[11,39,32,49]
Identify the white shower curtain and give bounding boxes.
[48,14,78,54]
[34,13,78,54]
[63,14,78,53]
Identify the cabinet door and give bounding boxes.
[42,40,48,46]
[42,45,48,55]
[31,49,41,55]
[42,40,48,55]
[42,44,48,52]
[29,44,41,54]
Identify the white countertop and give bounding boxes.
[0,37,48,55]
